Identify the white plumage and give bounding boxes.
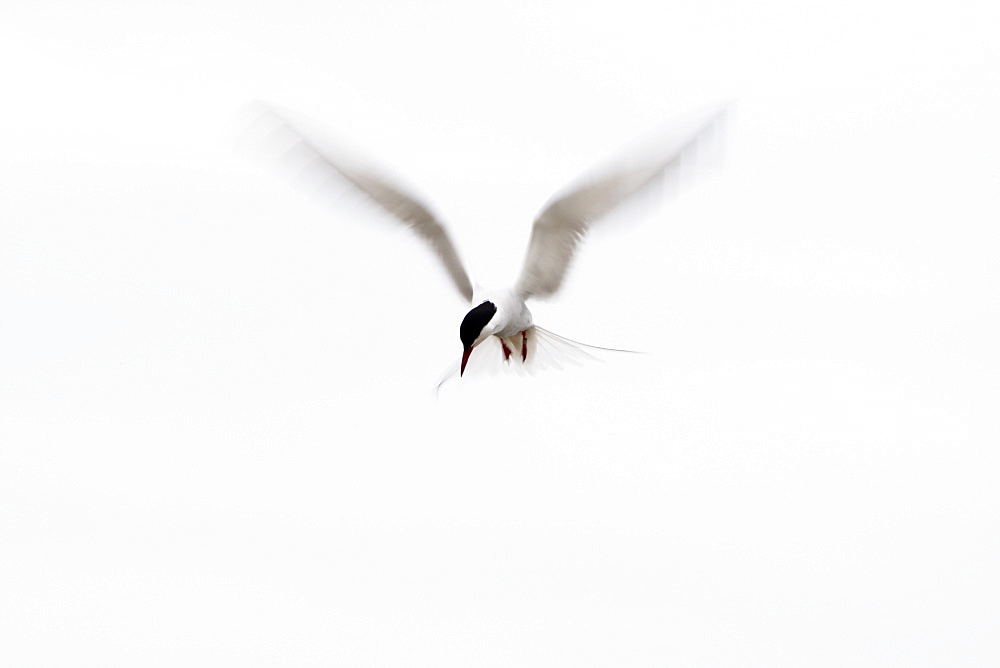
[245,103,726,385]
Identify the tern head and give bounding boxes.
[459,300,497,376]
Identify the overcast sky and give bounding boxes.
[2,1,998,666]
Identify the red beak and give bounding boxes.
[460,347,473,376]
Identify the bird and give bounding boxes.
[245,103,726,385]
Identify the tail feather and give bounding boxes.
[436,325,641,392]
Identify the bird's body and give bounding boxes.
[249,103,725,384]
[470,287,533,342]
[460,286,534,375]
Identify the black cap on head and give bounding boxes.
[460,301,497,349]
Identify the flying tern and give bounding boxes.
[247,104,725,385]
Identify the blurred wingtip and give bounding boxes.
[230,102,364,204]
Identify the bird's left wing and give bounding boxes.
[249,105,474,302]
[515,108,727,300]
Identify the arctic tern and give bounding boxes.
[246,104,725,384]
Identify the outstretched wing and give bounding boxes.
[249,105,474,302]
[515,108,727,300]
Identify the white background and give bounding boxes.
[2,1,998,666]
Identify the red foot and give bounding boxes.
[500,339,512,361]
[521,330,528,362]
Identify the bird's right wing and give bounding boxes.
[514,108,727,300]
[247,105,474,303]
